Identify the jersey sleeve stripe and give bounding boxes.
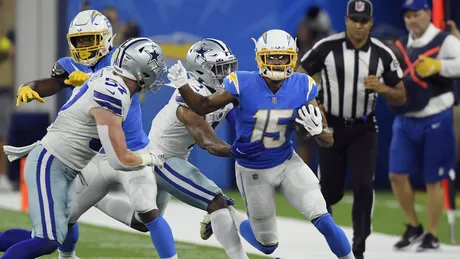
[95,100,122,116]
[94,91,123,107]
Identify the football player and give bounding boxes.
[0,38,175,259]
[166,29,356,258]
[60,38,262,259]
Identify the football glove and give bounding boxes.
[415,55,441,78]
[16,85,45,106]
[64,71,90,86]
[230,137,265,160]
[295,104,323,136]
[139,150,165,169]
[166,60,188,89]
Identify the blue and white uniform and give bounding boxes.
[222,71,328,245]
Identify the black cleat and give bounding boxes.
[394,224,424,250]
[416,233,440,252]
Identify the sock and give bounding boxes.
[58,223,79,254]
[228,206,277,255]
[1,236,58,259]
[227,206,247,232]
[0,229,32,251]
[145,216,177,259]
[210,209,248,259]
[96,195,136,227]
[314,213,353,258]
[238,220,278,254]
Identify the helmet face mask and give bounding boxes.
[186,38,238,90]
[67,10,113,66]
[252,29,298,80]
[112,37,167,94]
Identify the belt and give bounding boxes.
[326,113,375,127]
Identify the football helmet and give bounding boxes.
[252,29,298,80]
[67,10,113,66]
[112,37,167,93]
[186,38,238,90]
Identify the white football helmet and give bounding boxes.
[112,37,167,94]
[67,10,113,66]
[251,29,298,80]
[185,38,237,90]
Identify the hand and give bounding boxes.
[447,20,460,39]
[415,55,441,78]
[295,104,323,136]
[364,75,385,93]
[16,85,45,106]
[166,60,188,89]
[230,137,265,160]
[140,151,165,169]
[64,71,90,86]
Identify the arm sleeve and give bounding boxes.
[439,35,460,78]
[51,61,70,80]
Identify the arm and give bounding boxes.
[31,61,72,97]
[177,106,232,157]
[90,107,144,169]
[177,86,235,116]
[439,35,460,77]
[369,48,406,105]
[447,20,460,39]
[364,77,406,105]
[308,98,334,147]
[167,60,236,115]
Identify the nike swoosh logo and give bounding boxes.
[236,148,246,155]
[107,89,116,95]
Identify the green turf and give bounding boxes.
[0,208,268,259]
[223,189,460,245]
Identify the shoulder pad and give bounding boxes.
[223,72,241,96]
[92,73,130,117]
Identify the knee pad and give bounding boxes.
[129,176,157,213]
[302,187,329,220]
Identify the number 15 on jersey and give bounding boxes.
[250,109,293,148]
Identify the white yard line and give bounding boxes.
[1,192,459,259]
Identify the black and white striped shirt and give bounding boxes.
[300,32,402,119]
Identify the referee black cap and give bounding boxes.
[347,0,373,20]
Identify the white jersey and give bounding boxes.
[41,67,132,171]
[148,79,233,159]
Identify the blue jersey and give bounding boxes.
[223,71,318,169]
[57,47,149,152]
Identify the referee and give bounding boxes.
[297,1,406,258]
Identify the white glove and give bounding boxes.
[166,60,188,89]
[139,151,165,169]
[295,104,323,136]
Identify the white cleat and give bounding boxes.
[58,250,81,259]
[200,213,213,240]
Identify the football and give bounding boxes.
[295,111,313,139]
